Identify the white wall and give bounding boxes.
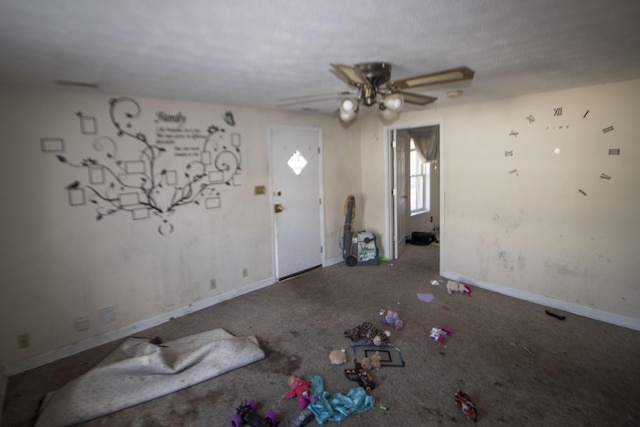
[0,86,361,372]
[375,79,640,328]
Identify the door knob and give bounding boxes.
[274,203,284,213]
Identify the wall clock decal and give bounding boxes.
[505,106,617,197]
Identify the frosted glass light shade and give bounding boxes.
[382,93,404,112]
[380,107,398,120]
[339,98,357,122]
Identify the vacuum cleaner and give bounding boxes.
[342,195,379,267]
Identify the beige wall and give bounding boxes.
[0,86,361,371]
[372,79,640,328]
[2,78,639,374]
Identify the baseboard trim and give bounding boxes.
[442,271,640,331]
[324,256,343,267]
[3,277,275,377]
[0,367,6,423]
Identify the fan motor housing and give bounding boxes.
[355,62,392,87]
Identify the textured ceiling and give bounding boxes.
[1,0,640,115]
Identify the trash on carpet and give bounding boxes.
[344,361,376,392]
[344,321,391,346]
[329,349,348,365]
[379,309,404,330]
[282,374,313,409]
[308,375,374,424]
[545,309,566,320]
[417,293,435,303]
[291,407,314,427]
[406,231,438,246]
[446,280,471,295]
[454,389,478,422]
[230,399,279,427]
[430,279,441,286]
[352,344,405,367]
[429,327,452,343]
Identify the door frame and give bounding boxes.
[385,119,444,271]
[268,125,325,280]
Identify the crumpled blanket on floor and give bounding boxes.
[34,328,265,427]
[308,375,374,424]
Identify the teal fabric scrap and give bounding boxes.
[308,375,375,424]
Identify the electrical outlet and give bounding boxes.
[17,333,30,349]
[210,278,217,290]
[75,316,90,332]
[242,268,248,278]
[101,306,115,323]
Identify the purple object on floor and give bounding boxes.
[417,293,435,303]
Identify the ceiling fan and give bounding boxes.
[278,62,475,122]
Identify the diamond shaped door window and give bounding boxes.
[287,150,307,175]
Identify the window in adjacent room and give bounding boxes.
[410,138,430,214]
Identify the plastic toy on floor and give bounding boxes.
[230,400,279,427]
[344,361,376,392]
[282,375,312,409]
[429,327,452,343]
[379,309,404,330]
[329,349,348,365]
[344,321,391,346]
[454,389,477,422]
[291,407,314,427]
[446,280,471,295]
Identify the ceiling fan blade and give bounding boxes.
[393,66,475,90]
[398,91,438,106]
[330,63,372,88]
[277,91,353,106]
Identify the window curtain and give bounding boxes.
[410,126,439,162]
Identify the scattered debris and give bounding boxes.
[344,321,391,346]
[429,327,452,343]
[379,405,388,411]
[545,309,566,321]
[344,362,375,392]
[446,280,471,295]
[430,279,441,286]
[417,293,435,303]
[329,349,347,365]
[352,344,405,367]
[455,389,478,422]
[379,309,404,330]
[282,375,312,409]
[291,407,314,427]
[230,400,279,427]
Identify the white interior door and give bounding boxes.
[270,127,322,279]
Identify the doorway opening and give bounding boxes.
[388,122,442,266]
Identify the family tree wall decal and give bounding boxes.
[40,97,242,235]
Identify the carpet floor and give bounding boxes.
[3,244,640,426]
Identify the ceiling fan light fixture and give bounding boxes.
[379,105,398,120]
[339,98,358,122]
[382,93,404,112]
